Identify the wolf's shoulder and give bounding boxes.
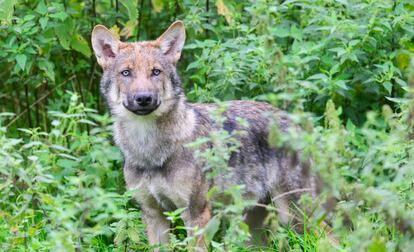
[187,100,290,134]
[188,100,283,120]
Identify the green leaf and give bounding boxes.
[16,54,27,71]
[290,25,302,40]
[55,18,74,50]
[335,80,348,90]
[39,17,48,30]
[396,52,410,70]
[151,0,164,13]
[35,0,48,15]
[0,0,16,22]
[50,11,68,21]
[203,215,220,246]
[383,81,392,95]
[367,239,386,252]
[121,0,138,21]
[120,20,136,39]
[114,229,128,245]
[127,229,141,243]
[273,25,290,38]
[71,33,91,57]
[38,59,55,81]
[56,159,77,169]
[395,78,407,87]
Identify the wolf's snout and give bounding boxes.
[124,92,160,115]
[135,93,153,107]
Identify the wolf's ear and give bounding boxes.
[91,25,120,68]
[156,21,186,63]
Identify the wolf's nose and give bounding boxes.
[135,93,153,107]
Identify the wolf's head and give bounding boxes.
[91,21,185,118]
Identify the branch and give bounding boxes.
[6,75,76,128]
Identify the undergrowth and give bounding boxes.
[1,0,414,251]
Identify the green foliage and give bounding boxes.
[1,0,414,251]
[186,104,252,250]
[0,93,138,250]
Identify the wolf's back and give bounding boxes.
[188,100,314,202]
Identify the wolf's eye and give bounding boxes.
[151,68,161,76]
[121,70,131,77]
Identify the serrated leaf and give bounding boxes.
[335,80,348,90]
[127,229,141,243]
[35,0,47,15]
[395,78,407,87]
[273,25,290,38]
[307,73,327,80]
[38,59,55,81]
[0,0,16,22]
[16,54,27,71]
[78,119,97,126]
[56,159,77,169]
[385,96,408,104]
[71,34,91,57]
[121,0,137,22]
[22,141,43,149]
[57,153,80,161]
[39,17,48,30]
[50,11,68,21]
[120,20,136,39]
[55,19,73,50]
[50,144,70,152]
[109,26,121,40]
[383,81,392,95]
[186,61,201,71]
[106,147,122,161]
[114,229,128,245]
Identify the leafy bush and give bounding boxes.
[1,0,414,251]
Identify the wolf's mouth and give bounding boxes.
[123,102,160,116]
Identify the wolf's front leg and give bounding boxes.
[141,204,171,250]
[181,203,211,252]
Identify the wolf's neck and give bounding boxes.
[154,99,195,142]
[112,99,195,168]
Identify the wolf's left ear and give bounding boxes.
[91,25,120,68]
[156,21,186,63]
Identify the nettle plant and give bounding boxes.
[300,100,414,251]
[185,0,414,124]
[184,104,253,251]
[0,93,142,251]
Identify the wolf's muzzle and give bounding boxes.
[124,92,160,115]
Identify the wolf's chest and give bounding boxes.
[114,119,175,168]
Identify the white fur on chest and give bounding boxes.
[113,115,174,168]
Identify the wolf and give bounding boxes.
[91,21,318,250]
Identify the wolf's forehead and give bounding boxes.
[115,42,162,69]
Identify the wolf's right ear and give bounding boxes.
[91,25,120,68]
[156,21,186,64]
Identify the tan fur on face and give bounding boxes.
[91,21,185,120]
[115,43,161,91]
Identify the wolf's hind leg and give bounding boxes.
[244,204,269,246]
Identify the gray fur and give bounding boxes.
[92,21,317,250]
